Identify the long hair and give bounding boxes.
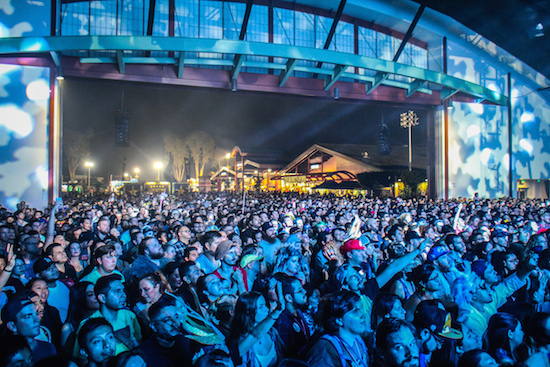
[371,293,401,329]
[66,281,97,328]
[228,291,263,342]
[138,271,172,296]
[483,313,520,361]
[273,245,302,274]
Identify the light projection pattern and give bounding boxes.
[0,64,50,211]
[445,40,550,198]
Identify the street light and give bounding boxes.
[154,162,163,182]
[400,110,420,171]
[124,172,129,180]
[134,167,140,180]
[85,162,94,190]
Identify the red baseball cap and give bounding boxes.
[339,239,365,255]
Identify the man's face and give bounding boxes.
[39,264,60,282]
[11,304,40,338]
[97,220,110,235]
[223,246,238,266]
[434,254,453,273]
[98,251,118,273]
[178,226,191,241]
[185,265,204,286]
[452,237,466,254]
[384,326,420,367]
[0,228,9,243]
[289,280,308,308]
[341,303,366,336]
[152,305,183,341]
[50,246,68,263]
[193,220,205,234]
[206,236,223,253]
[83,325,116,364]
[103,280,127,310]
[24,238,42,256]
[483,264,500,284]
[146,238,165,259]
[333,229,346,243]
[7,347,32,367]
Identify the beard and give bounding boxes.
[150,250,165,260]
[264,235,277,244]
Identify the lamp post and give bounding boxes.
[154,162,163,182]
[85,162,94,190]
[134,168,140,180]
[400,110,419,171]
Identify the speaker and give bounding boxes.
[115,109,130,147]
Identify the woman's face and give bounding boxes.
[285,256,301,275]
[86,284,100,310]
[69,243,81,257]
[504,254,519,271]
[389,299,406,320]
[31,280,50,303]
[460,323,482,352]
[139,279,161,304]
[254,296,270,324]
[168,269,183,290]
[164,246,176,260]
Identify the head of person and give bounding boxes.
[427,245,453,273]
[33,256,60,283]
[196,274,224,304]
[1,295,41,338]
[148,296,183,342]
[261,222,277,244]
[457,349,498,367]
[138,237,164,260]
[162,261,183,291]
[95,274,126,311]
[471,260,499,285]
[274,246,302,275]
[177,225,192,242]
[67,281,100,324]
[322,290,366,337]
[229,291,270,342]
[412,300,463,354]
[27,277,50,306]
[138,271,170,305]
[179,261,203,287]
[410,263,441,294]
[67,242,82,259]
[524,312,550,350]
[93,244,118,273]
[446,234,466,255]
[332,263,365,293]
[372,293,406,329]
[201,230,223,254]
[214,240,236,263]
[376,318,419,367]
[239,247,263,274]
[78,317,116,364]
[45,243,68,264]
[22,233,42,258]
[280,275,307,310]
[0,335,32,367]
[340,239,366,265]
[483,313,524,360]
[107,350,147,367]
[194,349,234,367]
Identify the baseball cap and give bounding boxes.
[427,245,451,262]
[491,228,509,238]
[471,260,489,277]
[240,254,263,268]
[262,222,275,232]
[214,240,234,260]
[413,300,463,340]
[33,256,56,274]
[1,294,34,324]
[339,239,365,255]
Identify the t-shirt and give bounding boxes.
[80,268,125,284]
[73,309,142,359]
[47,280,70,323]
[137,334,194,367]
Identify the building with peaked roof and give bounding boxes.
[273,143,427,194]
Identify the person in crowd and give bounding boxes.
[77,317,116,367]
[404,263,443,320]
[136,295,194,367]
[194,231,223,274]
[175,261,204,314]
[67,242,86,277]
[306,290,368,367]
[45,243,77,286]
[162,261,183,293]
[228,289,285,367]
[33,256,70,323]
[21,232,43,281]
[239,246,263,292]
[81,244,125,284]
[259,222,282,271]
[1,293,57,364]
[457,349,499,367]
[371,293,406,330]
[375,317,420,367]
[172,225,192,260]
[124,237,166,282]
[213,240,246,295]
[483,313,524,365]
[74,274,142,359]
[61,281,100,352]
[0,334,33,367]
[134,271,172,324]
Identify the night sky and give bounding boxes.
[62,77,428,181]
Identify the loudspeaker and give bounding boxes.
[115,108,130,147]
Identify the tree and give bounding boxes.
[184,131,216,179]
[64,128,92,182]
[163,134,187,182]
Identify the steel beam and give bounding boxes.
[278,58,298,87]
[393,4,425,62]
[50,51,60,67]
[324,64,347,91]
[0,36,509,105]
[239,0,254,41]
[116,51,125,74]
[406,78,426,97]
[230,54,245,80]
[177,53,184,78]
[314,0,347,77]
[441,88,459,101]
[366,72,389,94]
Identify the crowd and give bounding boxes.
[0,191,549,367]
